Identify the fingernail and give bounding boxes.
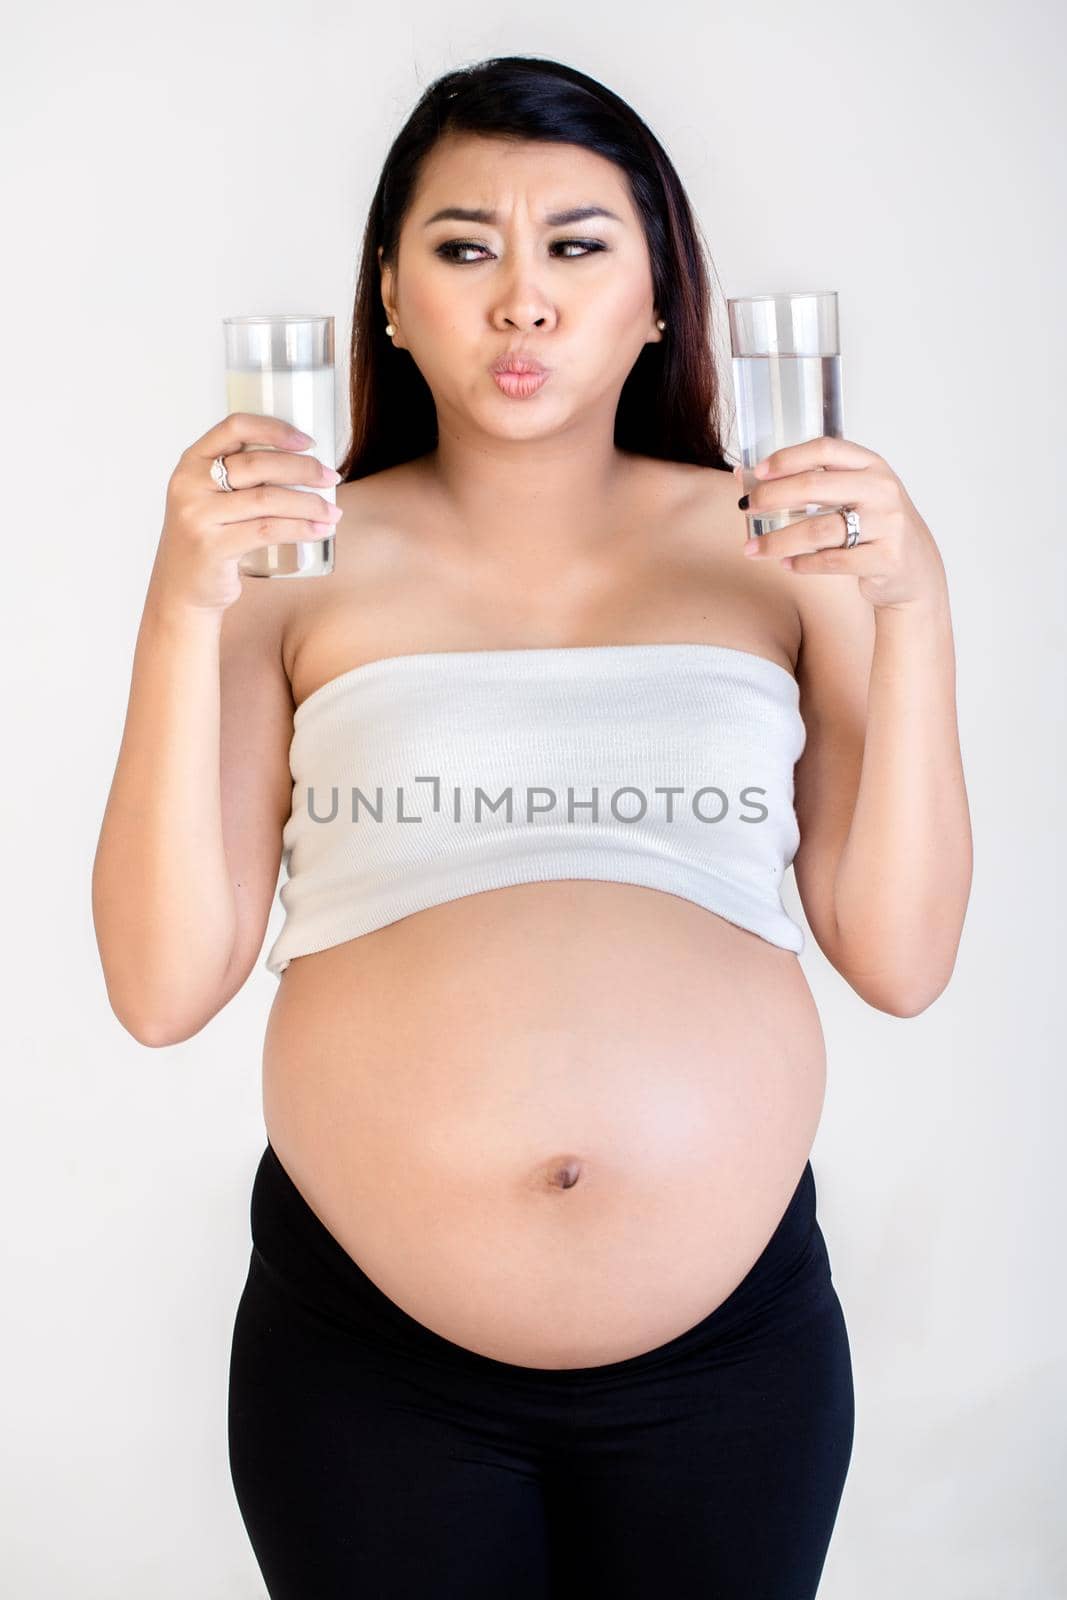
[743,537,760,555]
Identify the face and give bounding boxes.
[378,133,664,440]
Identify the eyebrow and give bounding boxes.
[421,205,625,228]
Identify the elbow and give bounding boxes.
[862,967,956,1018]
[111,1007,207,1048]
[883,940,965,1017]
[837,953,957,1017]
[103,986,216,1048]
[142,1018,209,1048]
[96,951,237,1047]
[875,987,942,1019]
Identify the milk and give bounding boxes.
[225,363,336,578]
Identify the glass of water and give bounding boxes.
[223,313,337,578]
[727,290,843,540]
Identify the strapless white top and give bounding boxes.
[264,642,808,976]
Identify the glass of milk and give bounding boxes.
[727,291,844,541]
[222,313,336,578]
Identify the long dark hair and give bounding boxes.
[337,55,734,482]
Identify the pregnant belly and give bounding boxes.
[260,882,827,1369]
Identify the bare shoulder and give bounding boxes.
[616,455,801,671]
[631,455,735,518]
[322,462,426,566]
[334,459,428,524]
[643,456,755,552]
[657,454,802,597]
[277,467,411,677]
[220,552,299,676]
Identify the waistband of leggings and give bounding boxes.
[247,1140,820,1387]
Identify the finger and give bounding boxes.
[209,447,340,492]
[220,515,339,561]
[751,435,879,479]
[768,511,876,571]
[186,411,314,462]
[745,509,862,560]
[743,467,881,516]
[212,483,344,528]
[782,540,878,575]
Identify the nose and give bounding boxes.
[492,303,553,332]
[490,270,556,334]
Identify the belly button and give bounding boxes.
[539,1156,585,1191]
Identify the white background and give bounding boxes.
[2,0,1064,1594]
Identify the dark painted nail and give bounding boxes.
[737,494,749,510]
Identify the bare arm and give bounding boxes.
[91,411,341,1045]
[92,591,238,1044]
[829,590,972,1011]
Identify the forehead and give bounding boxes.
[409,132,637,222]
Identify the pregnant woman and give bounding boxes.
[92,55,972,1600]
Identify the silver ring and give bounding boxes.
[840,507,861,548]
[210,454,234,492]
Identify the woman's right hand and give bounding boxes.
[150,412,345,616]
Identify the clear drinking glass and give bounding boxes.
[727,290,843,539]
[222,313,336,578]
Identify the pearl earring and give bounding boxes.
[656,318,666,331]
[385,323,396,337]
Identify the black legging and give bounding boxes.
[228,1143,855,1598]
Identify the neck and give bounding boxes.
[419,416,636,570]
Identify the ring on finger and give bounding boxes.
[210,455,234,492]
[839,507,861,547]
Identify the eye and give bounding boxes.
[434,239,607,264]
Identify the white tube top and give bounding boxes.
[264,642,808,977]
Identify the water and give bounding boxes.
[732,353,843,538]
[225,364,337,578]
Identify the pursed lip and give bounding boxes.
[490,354,549,375]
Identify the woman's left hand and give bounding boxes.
[734,436,947,612]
